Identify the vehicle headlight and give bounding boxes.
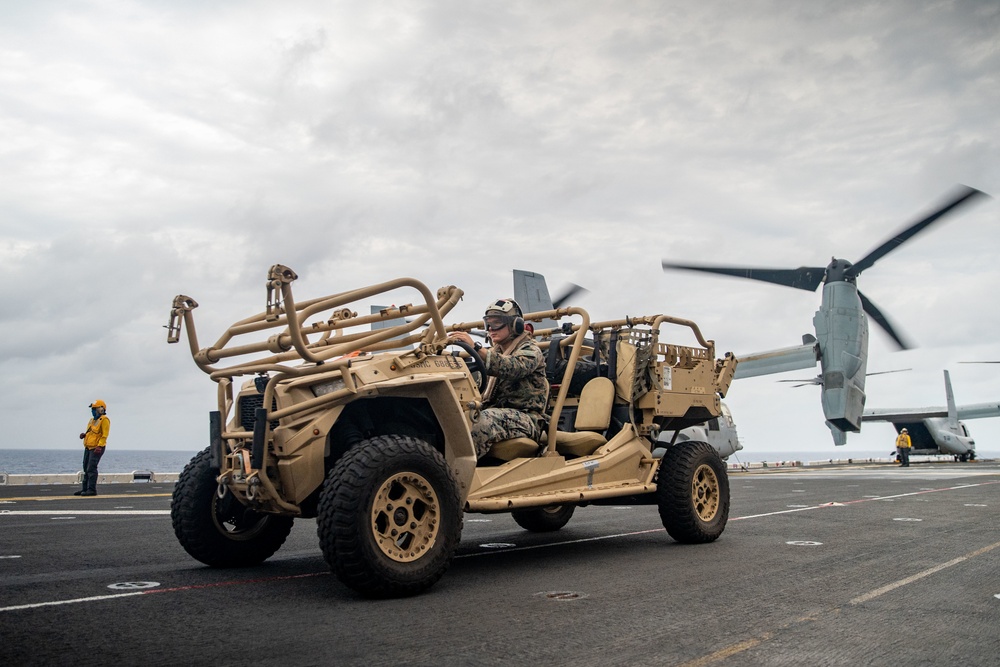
[312,378,346,397]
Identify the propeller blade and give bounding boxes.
[866,368,911,377]
[777,376,823,387]
[849,185,988,276]
[551,283,589,308]
[858,290,912,350]
[661,262,826,292]
[958,360,1000,364]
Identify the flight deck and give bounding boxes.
[2,460,998,666]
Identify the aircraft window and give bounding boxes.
[708,418,719,431]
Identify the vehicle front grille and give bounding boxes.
[238,394,279,431]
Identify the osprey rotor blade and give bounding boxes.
[848,185,988,277]
[661,262,826,292]
[777,375,823,387]
[866,368,912,377]
[551,283,589,308]
[858,290,912,350]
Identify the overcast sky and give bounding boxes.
[2,1,998,459]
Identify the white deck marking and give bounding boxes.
[2,478,997,614]
[0,510,170,517]
[0,572,329,613]
[850,540,1000,605]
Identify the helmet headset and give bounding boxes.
[484,298,524,336]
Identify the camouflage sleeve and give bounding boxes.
[484,340,544,380]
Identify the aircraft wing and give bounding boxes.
[733,340,820,380]
[862,402,1000,422]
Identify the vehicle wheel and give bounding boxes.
[171,448,294,567]
[511,504,576,532]
[317,435,463,598]
[657,440,729,543]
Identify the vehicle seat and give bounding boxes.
[555,377,615,457]
[486,437,540,461]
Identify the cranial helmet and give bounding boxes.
[90,399,107,410]
[900,428,908,434]
[484,298,524,335]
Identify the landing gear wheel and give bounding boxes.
[511,504,576,532]
[657,440,729,543]
[317,435,463,598]
[171,448,294,567]
[448,340,487,393]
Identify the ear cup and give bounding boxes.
[513,317,524,335]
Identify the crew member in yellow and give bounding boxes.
[76,400,110,496]
[895,427,912,468]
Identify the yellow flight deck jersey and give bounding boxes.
[895,432,912,449]
[83,416,110,449]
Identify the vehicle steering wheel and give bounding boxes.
[448,340,488,393]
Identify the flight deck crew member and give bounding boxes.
[895,428,911,467]
[76,400,110,496]
[448,298,548,458]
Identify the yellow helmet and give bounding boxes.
[90,400,107,410]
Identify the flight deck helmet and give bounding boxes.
[484,298,524,335]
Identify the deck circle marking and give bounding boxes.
[466,519,492,523]
[108,581,160,590]
[479,543,517,549]
[893,518,922,522]
[964,504,987,507]
[786,541,822,546]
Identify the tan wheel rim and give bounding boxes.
[370,472,441,563]
[691,463,720,522]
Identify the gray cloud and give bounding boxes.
[1,0,997,456]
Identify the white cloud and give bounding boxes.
[1,0,997,457]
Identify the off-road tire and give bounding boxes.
[171,448,294,567]
[657,440,729,543]
[316,435,463,598]
[511,504,576,532]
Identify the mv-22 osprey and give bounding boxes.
[663,186,989,446]
[862,370,1000,461]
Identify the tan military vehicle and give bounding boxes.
[166,265,738,598]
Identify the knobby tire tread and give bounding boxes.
[172,447,293,567]
[657,440,730,543]
[316,435,462,598]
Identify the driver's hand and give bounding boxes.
[448,331,473,347]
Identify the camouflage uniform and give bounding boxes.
[472,334,549,457]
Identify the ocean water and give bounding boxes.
[0,449,201,474]
[1,447,995,475]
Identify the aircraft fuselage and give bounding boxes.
[814,279,869,432]
[893,419,976,459]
